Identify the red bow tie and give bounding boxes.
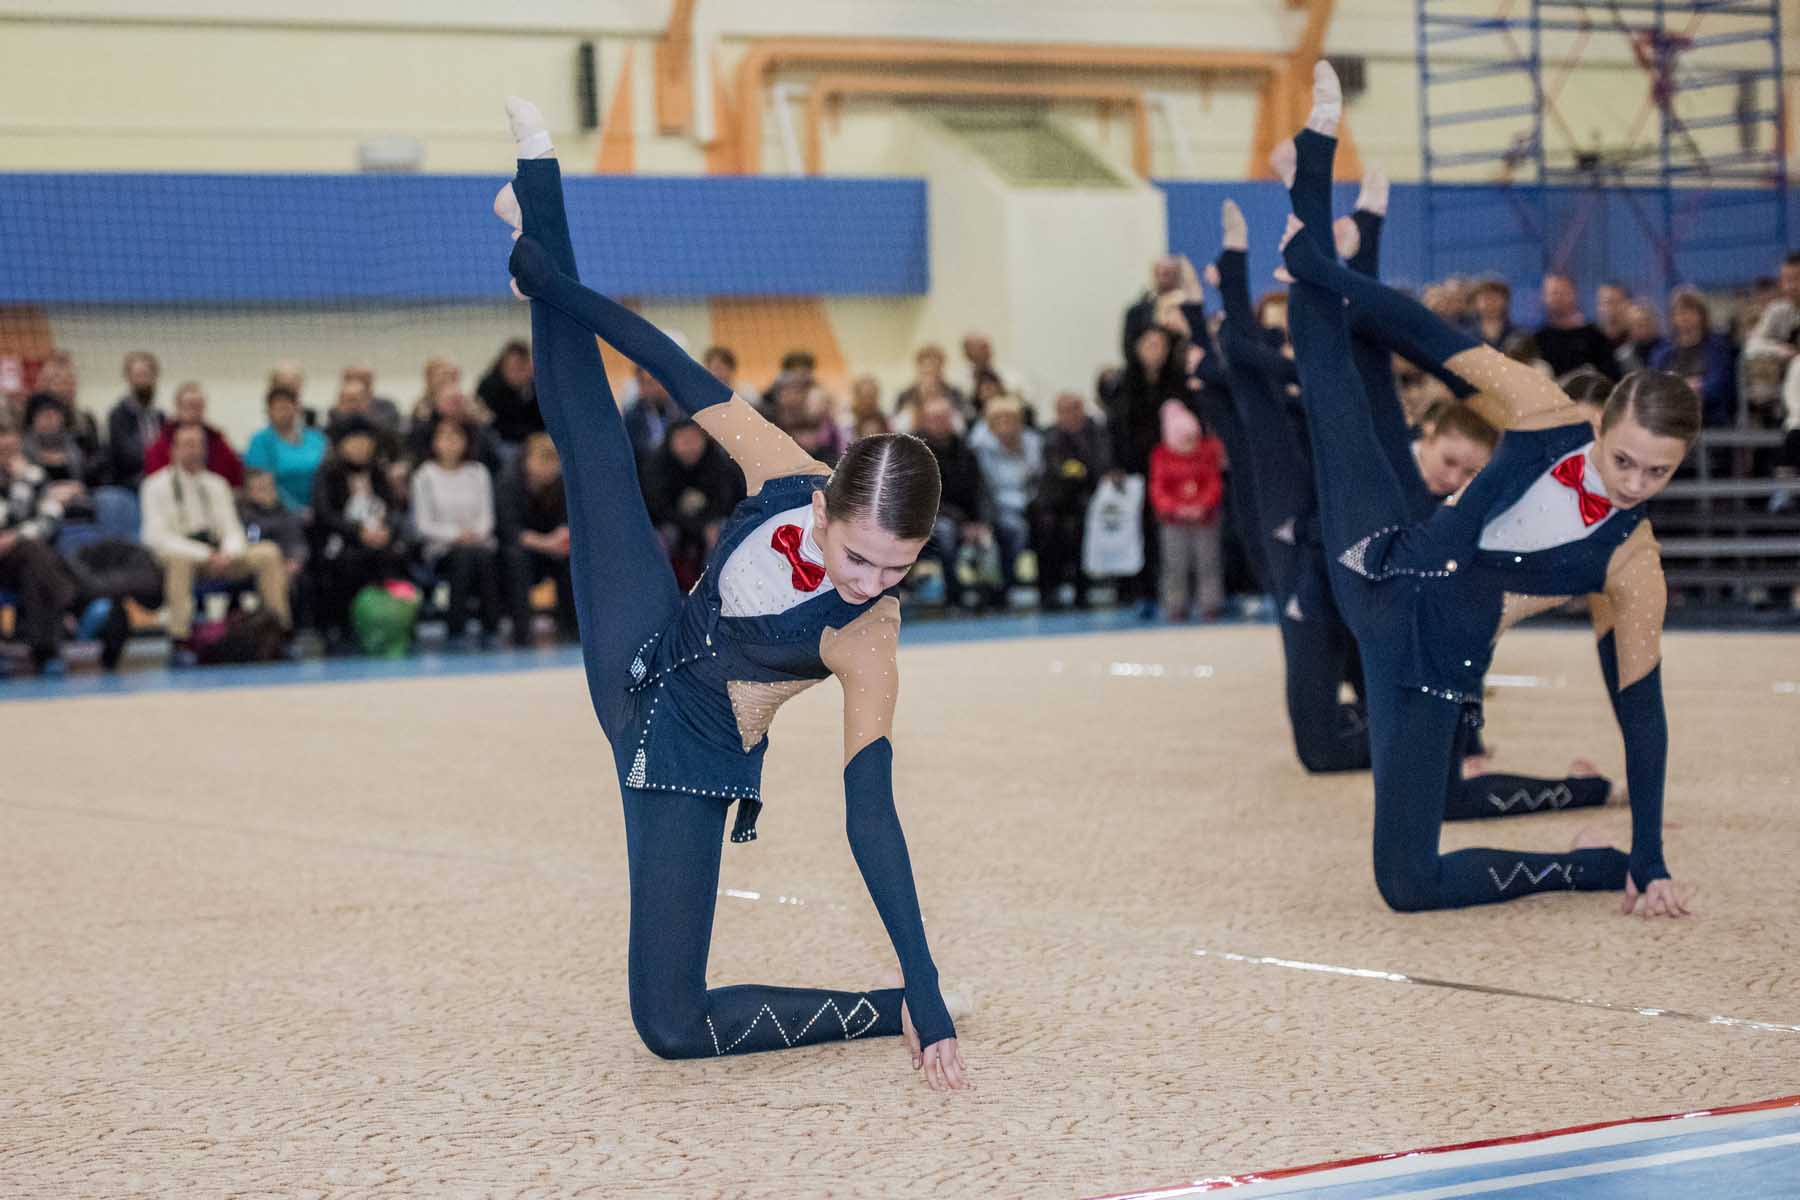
[771,523,827,591]
[1550,453,1613,526]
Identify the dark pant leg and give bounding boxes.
[1447,771,1610,821]
[621,786,904,1059]
[1366,677,1627,911]
[514,157,681,739]
[437,546,477,634]
[472,546,502,632]
[500,543,534,643]
[0,539,76,662]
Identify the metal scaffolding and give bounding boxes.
[1416,0,1787,292]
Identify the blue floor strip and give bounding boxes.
[0,607,1210,703]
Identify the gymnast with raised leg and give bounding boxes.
[1270,63,1697,914]
[1213,194,1616,820]
[493,99,968,1084]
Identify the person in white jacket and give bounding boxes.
[140,423,291,647]
[409,418,502,643]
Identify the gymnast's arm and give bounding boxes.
[508,236,828,494]
[1589,524,1684,907]
[819,596,958,1053]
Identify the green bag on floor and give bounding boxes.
[351,580,420,658]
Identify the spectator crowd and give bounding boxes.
[6,246,1799,677]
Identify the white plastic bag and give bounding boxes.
[1082,474,1145,578]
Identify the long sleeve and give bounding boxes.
[1745,299,1798,360]
[509,236,823,494]
[211,433,246,490]
[819,597,954,1050]
[1593,526,1671,888]
[409,466,462,549]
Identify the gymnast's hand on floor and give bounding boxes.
[1622,875,1693,919]
[900,998,970,1091]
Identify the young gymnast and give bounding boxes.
[1213,201,1613,820]
[1271,64,1697,914]
[494,99,968,1085]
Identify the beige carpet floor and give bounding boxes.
[2,623,1797,1199]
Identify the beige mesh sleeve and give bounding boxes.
[818,595,902,765]
[1597,522,1668,689]
[1444,344,1582,432]
[692,396,832,496]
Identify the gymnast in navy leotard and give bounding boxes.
[1212,197,1615,821]
[1270,64,1699,915]
[494,99,968,1085]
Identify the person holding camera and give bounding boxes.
[141,423,291,657]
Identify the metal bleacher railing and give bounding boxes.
[1652,425,1800,602]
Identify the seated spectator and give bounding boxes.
[23,392,90,488]
[339,364,403,435]
[238,468,310,629]
[497,432,577,645]
[1148,400,1224,622]
[766,349,816,404]
[406,382,501,473]
[310,416,410,648]
[970,373,1008,423]
[846,375,888,438]
[1651,287,1738,428]
[1535,272,1620,379]
[914,394,991,609]
[245,384,329,512]
[1470,278,1515,349]
[144,382,245,488]
[643,420,743,590]
[1621,302,1665,374]
[30,352,104,486]
[762,372,845,463]
[410,419,501,645]
[105,350,164,490]
[1035,391,1110,610]
[1743,252,1800,429]
[266,359,313,426]
[893,345,968,427]
[962,331,1031,407]
[0,415,79,673]
[411,356,463,429]
[803,386,848,464]
[702,345,738,389]
[326,373,403,461]
[477,339,542,445]
[141,423,291,661]
[623,366,678,467]
[968,394,1042,608]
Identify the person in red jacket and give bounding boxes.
[142,382,245,489]
[1149,399,1225,620]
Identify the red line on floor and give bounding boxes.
[1088,1093,1800,1199]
